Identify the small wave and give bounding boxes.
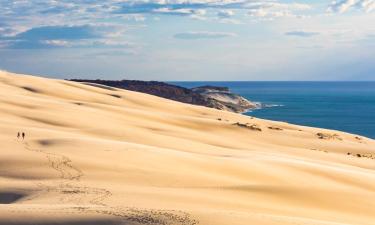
[243,102,284,114]
[263,104,284,108]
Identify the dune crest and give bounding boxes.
[0,71,374,225]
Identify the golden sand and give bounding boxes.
[0,71,374,225]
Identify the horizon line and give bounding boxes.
[166,80,375,82]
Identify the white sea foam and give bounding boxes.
[264,104,285,108]
[242,102,284,114]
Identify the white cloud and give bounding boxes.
[0,0,314,36]
[123,14,147,21]
[248,9,268,17]
[285,31,320,37]
[218,18,243,24]
[362,0,375,12]
[217,10,234,18]
[42,40,71,47]
[328,0,375,13]
[0,24,132,49]
[328,0,358,13]
[246,2,311,19]
[174,31,237,39]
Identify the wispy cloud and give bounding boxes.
[217,10,235,18]
[247,2,311,20]
[0,0,316,50]
[0,24,132,49]
[328,0,375,13]
[174,31,237,39]
[0,1,374,81]
[285,31,320,37]
[0,1,314,30]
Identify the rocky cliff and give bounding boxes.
[192,86,260,113]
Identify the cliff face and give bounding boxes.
[70,79,258,113]
[191,86,260,113]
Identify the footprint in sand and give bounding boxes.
[18,141,199,225]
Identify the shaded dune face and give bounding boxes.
[0,71,374,225]
[21,86,40,93]
[0,222,117,225]
[0,192,25,204]
[0,219,120,225]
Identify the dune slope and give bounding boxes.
[0,71,374,225]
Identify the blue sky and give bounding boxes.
[0,0,374,81]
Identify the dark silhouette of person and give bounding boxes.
[17,132,20,139]
[22,132,25,140]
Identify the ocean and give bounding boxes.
[171,82,375,139]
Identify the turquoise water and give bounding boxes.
[171,82,375,139]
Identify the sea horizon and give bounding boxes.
[150,80,374,82]
[1,0,375,223]
[173,81,375,139]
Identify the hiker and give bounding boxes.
[17,132,20,139]
[22,132,25,140]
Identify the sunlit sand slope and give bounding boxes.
[0,71,374,225]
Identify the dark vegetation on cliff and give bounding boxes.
[70,79,257,113]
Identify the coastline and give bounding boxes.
[175,81,375,139]
[1,71,375,225]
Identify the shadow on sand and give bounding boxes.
[0,220,119,225]
[0,192,25,204]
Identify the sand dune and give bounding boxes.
[0,71,374,225]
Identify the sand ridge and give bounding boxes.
[0,70,375,225]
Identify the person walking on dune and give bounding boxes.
[17,132,20,139]
[22,132,25,140]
